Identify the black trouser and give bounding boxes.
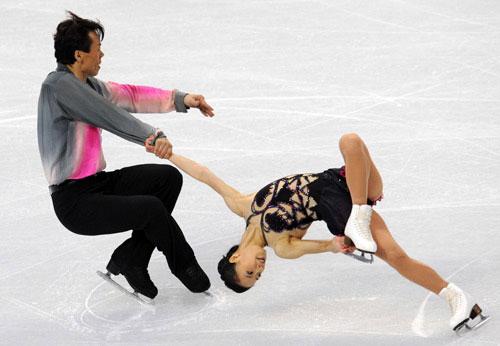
[51,164,196,277]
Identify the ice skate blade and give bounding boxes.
[97,270,155,307]
[355,248,375,255]
[344,251,374,264]
[454,304,491,335]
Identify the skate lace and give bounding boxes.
[448,290,463,315]
[357,213,372,240]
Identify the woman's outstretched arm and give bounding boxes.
[274,236,341,259]
[167,153,246,217]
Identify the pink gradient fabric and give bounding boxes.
[105,82,175,113]
[69,123,103,179]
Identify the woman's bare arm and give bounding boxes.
[168,153,246,217]
[273,236,340,259]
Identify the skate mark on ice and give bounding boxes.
[380,203,500,213]
[0,245,87,281]
[277,79,450,140]
[142,326,407,338]
[0,115,36,124]
[82,278,160,325]
[80,282,225,335]
[411,248,494,337]
[389,0,500,31]
[0,295,94,335]
[206,118,279,143]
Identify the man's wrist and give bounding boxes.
[151,129,167,145]
[174,90,189,113]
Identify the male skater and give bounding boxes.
[38,12,214,298]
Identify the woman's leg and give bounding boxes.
[338,133,383,203]
[339,133,381,253]
[371,211,448,294]
[371,211,491,331]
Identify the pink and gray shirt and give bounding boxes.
[37,63,188,186]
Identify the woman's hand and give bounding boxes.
[144,134,173,159]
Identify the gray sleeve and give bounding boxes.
[174,90,190,113]
[54,74,156,145]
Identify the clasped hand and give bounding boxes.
[145,134,172,159]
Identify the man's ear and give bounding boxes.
[74,50,82,63]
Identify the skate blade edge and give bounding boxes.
[344,252,374,264]
[357,249,376,255]
[96,270,155,306]
[454,313,491,335]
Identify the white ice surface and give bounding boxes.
[0,0,499,345]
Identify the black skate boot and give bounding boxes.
[175,261,211,293]
[106,259,158,299]
[106,236,158,299]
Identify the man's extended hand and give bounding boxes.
[145,134,173,159]
[184,94,214,117]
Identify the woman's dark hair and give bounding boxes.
[54,11,104,65]
[217,245,250,293]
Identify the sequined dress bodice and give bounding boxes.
[246,173,322,234]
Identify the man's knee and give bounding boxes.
[164,165,183,188]
[143,195,168,219]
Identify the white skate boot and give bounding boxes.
[344,204,377,257]
[439,283,490,334]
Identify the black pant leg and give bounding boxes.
[52,184,195,275]
[111,164,183,213]
[108,164,209,291]
[108,164,188,269]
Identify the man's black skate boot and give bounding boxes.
[107,236,158,299]
[175,261,211,293]
[106,259,158,299]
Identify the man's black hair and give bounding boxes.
[54,11,104,65]
[217,245,250,293]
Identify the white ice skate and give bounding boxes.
[439,283,490,334]
[344,204,376,261]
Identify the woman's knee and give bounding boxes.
[339,133,364,154]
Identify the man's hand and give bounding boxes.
[144,134,173,159]
[335,236,356,254]
[184,94,214,117]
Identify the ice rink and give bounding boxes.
[1,0,499,344]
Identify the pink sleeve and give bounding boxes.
[104,81,176,113]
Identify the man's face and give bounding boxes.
[76,31,104,77]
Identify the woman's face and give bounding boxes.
[229,245,267,288]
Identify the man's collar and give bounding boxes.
[56,63,71,72]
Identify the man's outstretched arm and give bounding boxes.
[53,73,156,145]
[94,79,214,116]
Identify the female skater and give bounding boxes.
[146,133,488,332]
